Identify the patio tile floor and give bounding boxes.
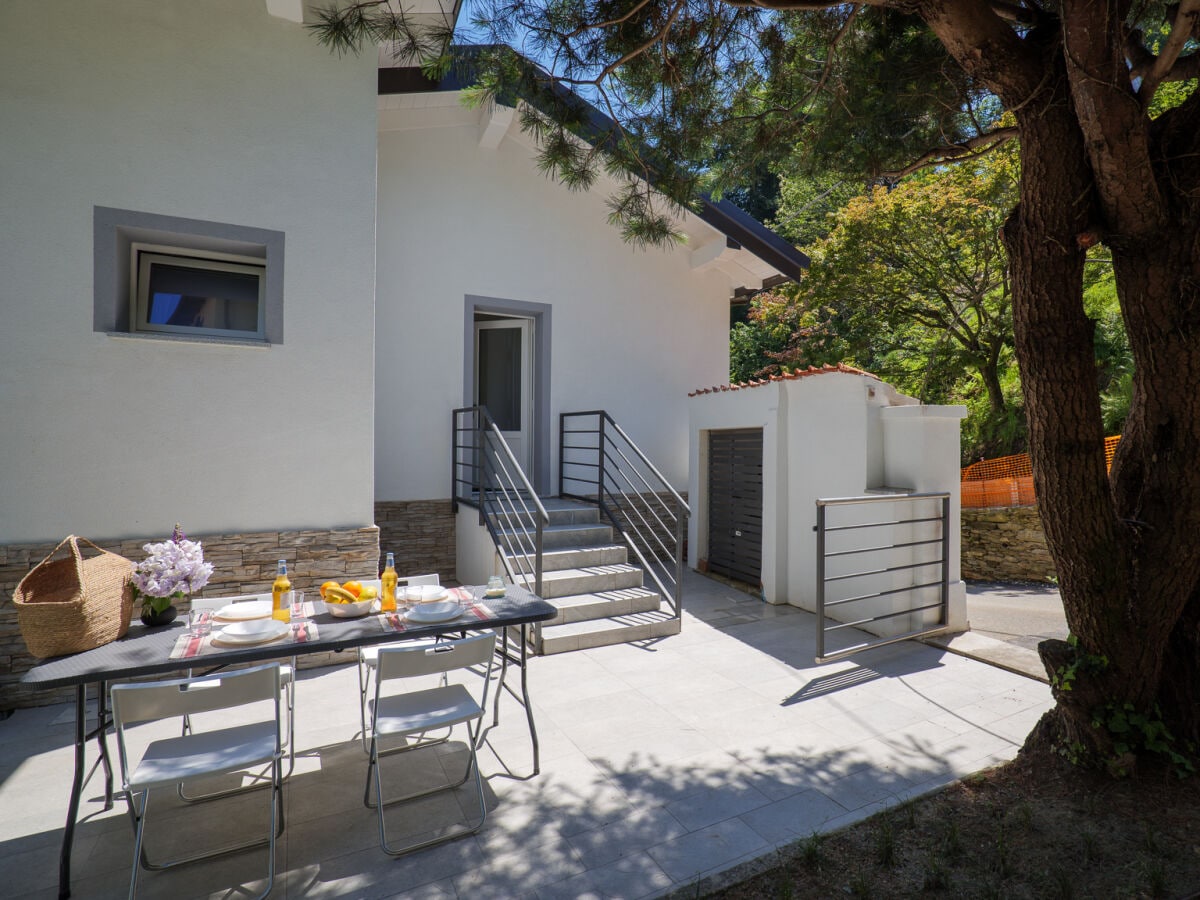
[3,571,1052,898]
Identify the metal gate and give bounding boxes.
[706,428,763,585]
[815,492,950,663]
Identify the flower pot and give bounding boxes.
[140,605,178,628]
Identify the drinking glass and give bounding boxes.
[287,590,306,621]
[187,607,212,638]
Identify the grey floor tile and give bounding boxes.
[739,787,850,844]
[663,778,772,832]
[536,850,674,900]
[644,818,768,884]
[567,806,687,870]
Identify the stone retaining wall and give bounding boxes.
[961,505,1057,583]
[2,525,379,710]
[374,499,457,583]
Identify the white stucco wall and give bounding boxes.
[881,404,969,631]
[782,374,887,608]
[0,1,379,544]
[374,104,732,503]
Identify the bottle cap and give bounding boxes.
[386,551,395,565]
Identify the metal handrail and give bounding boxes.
[559,410,689,619]
[452,406,547,596]
[815,492,951,663]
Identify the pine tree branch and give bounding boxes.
[883,126,1018,178]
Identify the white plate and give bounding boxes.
[214,600,273,622]
[217,618,289,643]
[405,600,463,624]
[405,584,447,603]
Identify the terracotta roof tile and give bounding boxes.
[688,363,879,397]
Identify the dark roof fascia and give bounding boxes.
[695,198,809,281]
[378,52,809,283]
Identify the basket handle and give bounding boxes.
[28,535,116,571]
[73,536,113,559]
[29,535,83,572]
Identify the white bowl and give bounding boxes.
[323,597,375,618]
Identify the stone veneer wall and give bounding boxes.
[2,525,378,710]
[374,499,457,584]
[961,505,1057,583]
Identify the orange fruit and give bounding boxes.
[319,580,339,600]
[342,580,363,598]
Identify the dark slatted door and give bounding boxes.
[707,428,764,585]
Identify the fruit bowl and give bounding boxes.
[323,597,376,618]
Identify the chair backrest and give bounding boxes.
[190,593,271,613]
[111,663,282,727]
[376,633,495,681]
[399,573,440,587]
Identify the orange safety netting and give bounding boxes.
[961,435,1120,508]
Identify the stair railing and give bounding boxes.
[559,411,689,619]
[452,406,547,597]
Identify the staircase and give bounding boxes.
[452,406,688,656]
[503,498,681,654]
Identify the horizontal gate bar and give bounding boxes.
[823,600,945,631]
[815,623,948,664]
[822,515,944,532]
[821,579,944,607]
[824,537,943,558]
[817,491,951,507]
[823,558,946,583]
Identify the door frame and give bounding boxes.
[474,317,533,476]
[463,295,552,495]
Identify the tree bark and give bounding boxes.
[923,3,1200,766]
[978,351,1006,421]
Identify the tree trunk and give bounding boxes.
[918,0,1200,772]
[998,41,1200,768]
[978,352,1006,421]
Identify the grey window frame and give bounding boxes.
[94,206,284,345]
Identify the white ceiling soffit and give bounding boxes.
[264,0,304,23]
[376,0,461,68]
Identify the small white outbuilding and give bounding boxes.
[688,365,967,653]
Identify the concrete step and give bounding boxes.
[496,521,613,550]
[507,543,628,574]
[544,585,661,625]
[537,607,681,654]
[541,497,602,526]
[513,563,643,599]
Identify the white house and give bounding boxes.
[0,1,805,696]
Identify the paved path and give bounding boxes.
[926,580,1067,683]
[966,580,1067,652]
[3,571,1052,899]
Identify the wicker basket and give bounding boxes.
[13,535,135,658]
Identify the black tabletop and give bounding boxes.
[20,586,555,689]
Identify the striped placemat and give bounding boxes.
[376,592,495,634]
[170,619,319,660]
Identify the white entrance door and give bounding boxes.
[474,317,534,479]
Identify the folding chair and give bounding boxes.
[110,663,284,899]
[184,593,296,790]
[356,573,442,752]
[365,633,495,856]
